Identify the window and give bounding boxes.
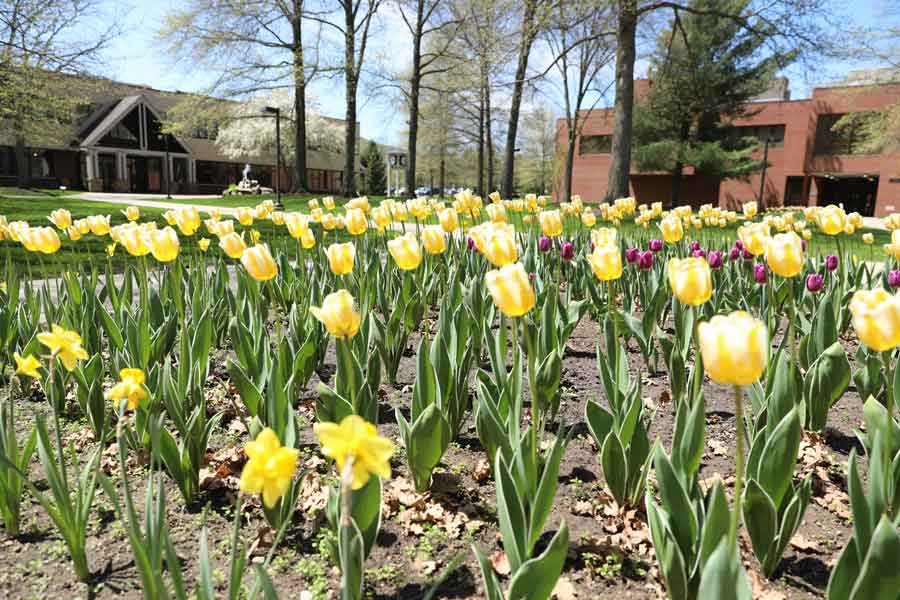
[579,135,612,155]
[100,107,141,149]
[814,113,873,155]
[785,176,805,205]
[731,124,785,148]
[196,161,240,185]
[0,146,15,175]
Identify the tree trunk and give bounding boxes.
[405,1,424,198]
[500,0,538,200]
[563,129,576,202]
[439,152,446,198]
[343,7,357,197]
[477,87,485,195]
[485,76,494,193]
[607,0,637,201]
[292,0,308,193]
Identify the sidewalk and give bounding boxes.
[69,192,237,215]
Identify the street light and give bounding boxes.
[157,132,172,199]
[262,106,283,210]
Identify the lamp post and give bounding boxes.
[157,132,172,199]
[262,106,283,209]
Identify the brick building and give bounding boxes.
[558,72,900,217]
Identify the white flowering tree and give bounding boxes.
[215,90,343,177]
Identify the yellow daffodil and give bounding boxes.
[326,242,355,275]
[14,353,41,378]
[388,233,423,270]
[539,210,563,237]
[48,209,72,230]
[240,428,300,508]
[485,262,536,317]
[698,311,768,385]
[659,215,684,244]
[310,289,361,339]
[219,232,247,259]
[241,243,278,281]
[148,226,180,262]
[587,245,622,281]
[37,325,89,371]
[313,415,393,490]
[765,232,803,278]
[122,206,141,222]
[668,257,712,305]
[105,368,147,411]
[421,225,447,255]
[850,289,900,352]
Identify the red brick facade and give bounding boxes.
[558,80,900,217]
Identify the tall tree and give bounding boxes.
[0,0,119,186]
[362,140,387,194]
[160,0,320,192]
[308,0,382,197]
[633,0,791,206]
[605,0,841,201]
[500,0,542,199]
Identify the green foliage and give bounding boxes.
[363,141,387,196]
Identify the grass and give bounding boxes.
[157,192,390,212]
[0,187,81,198]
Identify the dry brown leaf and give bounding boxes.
[473,459,491,483]
[552,576,577,599]
[490,551,511,577]
[789,534,821,553]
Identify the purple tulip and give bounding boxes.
[692,249,707,259]
[625,247,640,263]
[467,236,476,250]
[889,270,900,288]
[806,273,824,293]
[754,263,767,284]
[638,250,653,271]
[649,239,663,253]
[734,239,744,251]
[742,248,753,260]
[529,272,536,281]
[708,250,724,269]
[538,235,552,253]
[801,239,807,251]
[561,241,574,261]
[825,255,839,271]
[729,247,741,261]
[689,240,701,252]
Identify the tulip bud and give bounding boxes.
[806,273,824,293]
[742,248,753,260]
[538,235,552,253]
[624,247,639,263]
[587,245,623,281]
[729,247,741,261]
[668,257,712,305]
[708,250,723,269]
[754,263,767,284]
[825,255,838,271]
[890,270,900,288]
[648,239,663,253]
[310,290,361,339]
[387,233,424,270]
[467,236,476,251]
[539,210,564,237]
[561,241,574,261]
[734,239,744,251]
[692,249,706,259]
[801,239,807,251]
[485,262,536,317]
[326,242,356,275]
[638,250,653,271]
[689,240,701,252]
[241,243,278,281]
[698,311,768,385]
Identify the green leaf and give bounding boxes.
[698,482,731,573]
[585,401,614,447]
[742,479,777,566]
[827,538,861,600]
[652,445,697,557]
[697,540,752,600]
[756,407,801,508]
[495,454,528,573]
[601,433,628,506]
[646,498,689,600]
[407,404,451,492]
[847,515,900,600]
[803,342,850,431]
[508,522,569,600]
[473,545,506,600]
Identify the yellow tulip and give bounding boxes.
[388,233,423,270]
[175,207,201,236]
[147,226,180,262]
[208,208,222,222]
[212,219,235,238]
[235,207,254,226]
[421,225,447,255]
[308,199,320,211]
[321,213,339,231]
[486,203,507,223]
[850,289,900,352]
[802,229,812,241]
[765,232,804,278]
[106,243,117,256]
[659,215,684,243]
[86,215,111,236]
[239,428,300,508]
[481,227,518,267]
[817,204,846,235]
[105,368,147,411]
[22,226,61,254]
[485,262,536,317]
[310,289,361,339]
[539,210,563,237]
[698,311,768,385]
[219,232,247,259]
[241,243,278,281]
[323,196,336,210]
[488,191,502,204]
[439,208,459,233]
[862,232,874,245]
[344,208,368,236]
[249,229,261,245]
[738,223,769,256]
[587,245,622,281]
[163,210,177,226]
[742,201,758,219]
[313,415,393,490]
[119,226,151,257]
[66,226,82,241]
[591,227,617,249]
[301,228,315,249]
[75,218,90,235]
[37,325,89,371]
[122,206,140,222]
[284,212,309,239]
[581,211,596,228]
[668,257,712,305]
[326,242,356,275]
[347,196,370,213]
[48,209,72,230]
[14,352,41,378]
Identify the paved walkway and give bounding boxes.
[69,192,237,215]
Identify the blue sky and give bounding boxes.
[94,0,894,147]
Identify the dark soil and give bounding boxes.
[0,315,859,599]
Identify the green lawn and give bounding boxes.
[157,192,390,212]
[0,187,81,198]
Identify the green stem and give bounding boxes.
[788,279,798,373]
[730,384,746,550]
[882,350,895,417]
[48,357,68,485]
